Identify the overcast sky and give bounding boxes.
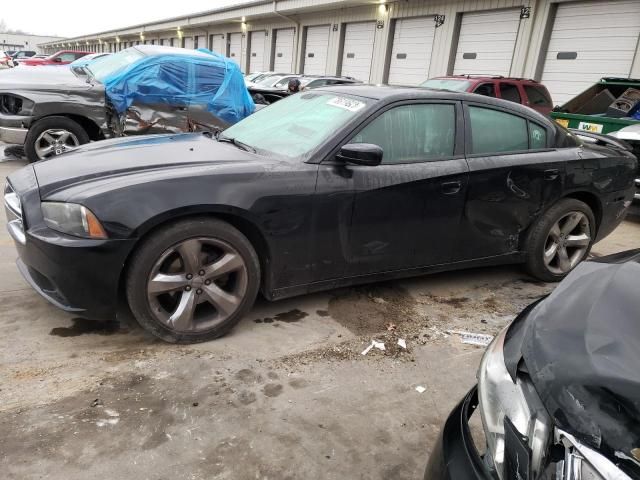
[2,0,244,37]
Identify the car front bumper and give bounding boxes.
[0,125,28,144]
[5,167,136,320]
[424,387,494,480]
[9,224,136,320]
[0,113,31,144]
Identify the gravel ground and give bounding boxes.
[1,146,638,479]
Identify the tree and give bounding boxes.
[0,19,28,35]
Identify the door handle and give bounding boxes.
[441,180,462,195]
[544,169,559,180]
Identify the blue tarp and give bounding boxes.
[103,49,254,125]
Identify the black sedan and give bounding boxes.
[4,86,637,343]
[425,249,640,480]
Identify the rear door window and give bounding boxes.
[59,53,76,62]
[529,122,547,149]
[499,83,522,104]
[473,83,496,97]
[524,85,552,107]
[468,106,528,154]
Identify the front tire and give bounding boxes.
[524,198,596,282]
[126,218,260,344]
[24,116,89,163]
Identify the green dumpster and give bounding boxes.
[550,77,640,135]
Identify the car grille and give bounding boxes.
[4,181,26,244]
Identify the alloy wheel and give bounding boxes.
[34,129,79,159]
[146,237,248,333]
[543,211,591,275]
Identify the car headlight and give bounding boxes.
[477,325,552,479]
[41,202,107,239]
[0,94,34,115]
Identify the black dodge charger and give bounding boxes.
[4,86,637,343]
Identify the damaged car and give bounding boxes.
[4,86,637,343]
[0,45,254,162]
[425,249,640,479]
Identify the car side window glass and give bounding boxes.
[473,83,496,97]
[524,86,552,107]
[194,64,224,94]
[469,106,528,154]
[499,83,522,104]
[59,53,76,62]
[529,122,547,149]
[350,104,456,164]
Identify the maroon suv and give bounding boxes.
[421,75,553,115]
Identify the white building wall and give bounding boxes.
[38,0,640,103]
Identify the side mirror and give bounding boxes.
[336,143,383,166]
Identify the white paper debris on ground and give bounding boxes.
[104,409,120,418]
[448,330,494,347]
[397,339,407,349]
[361,340,386,355]
[96,418,120,427]
[415,386,426,394]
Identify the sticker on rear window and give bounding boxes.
[327,97,365,112]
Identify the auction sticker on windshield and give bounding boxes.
[327,97,366,112]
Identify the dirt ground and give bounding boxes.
[1,149,638,479]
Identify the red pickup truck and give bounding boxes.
[21,50,89,66]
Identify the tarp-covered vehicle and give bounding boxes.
[0,45,255,162]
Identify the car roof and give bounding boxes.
[317,84,553,123]
[433,75,542,84]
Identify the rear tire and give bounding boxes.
[524,198,596,282]
[24,116,89,163]
[126,218,260,344]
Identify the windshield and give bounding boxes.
[421,78,473,92]
[222,92,371,159]
[86,48,145,82]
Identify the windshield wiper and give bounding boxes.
[217,134,256,153]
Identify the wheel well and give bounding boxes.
[116,212,271,313]
[34,114,104,141]
[63,114,104,140]
[563,191,602,232]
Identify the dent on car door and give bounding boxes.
[459,103,569,260]
[187,63,231,131]
[121,62,190,135]
[313,101,469,281]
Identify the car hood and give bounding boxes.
[33,133,261,199]
[0,65,91,92]
[506,250,640,477]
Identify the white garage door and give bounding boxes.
[210,35,225,55]
[249,31,266,73]
[184,37,194,49]
[228,33,242,66]
[194,35,205,49]
[541,0,640,105]
[340,22,376,82]
[274,28,295,72]
[453,9,521,76]
[303,25,330,75]
[388,17,435,85]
